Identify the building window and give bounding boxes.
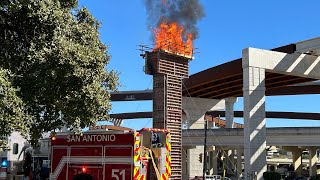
[13,143,19,155]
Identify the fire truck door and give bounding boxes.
[51,147,68,180]
[67,146,104,180]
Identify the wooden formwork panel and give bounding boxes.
[146,50,190,180]
[153,74,166,130]
[145,51,190,76]
[159,59,188,77]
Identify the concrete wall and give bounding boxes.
[7,132,27,161]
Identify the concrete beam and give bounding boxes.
[182,128,320,147]
[295,37,320,54]
[243,48,320,80]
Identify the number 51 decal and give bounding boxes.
[112,169,125,180]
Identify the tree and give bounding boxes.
[0,0,119,145]
[0,69,30,146]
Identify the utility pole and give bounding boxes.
[202,118,208,180]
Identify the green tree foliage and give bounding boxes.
[0,69,30,146]
[0,0,119,145]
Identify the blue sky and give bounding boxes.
[79,0,320,129]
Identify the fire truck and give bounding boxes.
[49,126,171,180]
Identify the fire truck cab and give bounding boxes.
[50,126,171,180]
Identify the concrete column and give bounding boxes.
[273,164,278,172]
[226,150,235,174]
[274,164,278,171]
[237,148,243,177]
[222,149,235,175]
[225,97,237,128]
[309,147,318,177]
[183,97,225,178]
[223,150,228,173]
[182,148,188,179]
[242,55,267,180]
[209,150,218,175]
[292,149,302,177]
[183,97,224,129]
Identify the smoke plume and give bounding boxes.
[144,0,205,40]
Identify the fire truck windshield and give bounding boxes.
[151,132,165,148]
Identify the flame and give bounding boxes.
[153,22,193,57]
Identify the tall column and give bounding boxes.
[237,148,244,178]
[243,50,267,180]
[224,149,235,174]
[309,147,318,177]
[182,147,188,179]
[183,97,225,178]
[144,51,192,179]
[225,97,237,128]
[292,149,302,177]
[209,150,218,175]
[225,97,237,176]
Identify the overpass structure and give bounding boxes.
[182,127,320,147]
[182,127,320,178]
[110,37,320,180]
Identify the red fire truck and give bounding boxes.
[50,126,171,180]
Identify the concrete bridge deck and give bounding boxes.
[182,127,320,147]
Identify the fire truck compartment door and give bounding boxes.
[68,165,103,180]
[104,146,132,180]
[105,164,131,180]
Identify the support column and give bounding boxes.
[309,147,318,177]
[243,50,267,180]
[183,97,225,178]
[225,97,237,128]
[292,149,302,177]
[182,147,188,180]
[273,164,278,172]
[237,148,244,178]
[209,150,218,175]
[223,150,228,174]
[225,149,235,174]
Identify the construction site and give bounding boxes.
[1,1,320,180]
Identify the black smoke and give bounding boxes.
[144,0,205,40]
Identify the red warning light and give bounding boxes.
[82,166,87,173]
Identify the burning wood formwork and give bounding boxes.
[142,49,191,180]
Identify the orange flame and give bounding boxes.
[153,22,193,57]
